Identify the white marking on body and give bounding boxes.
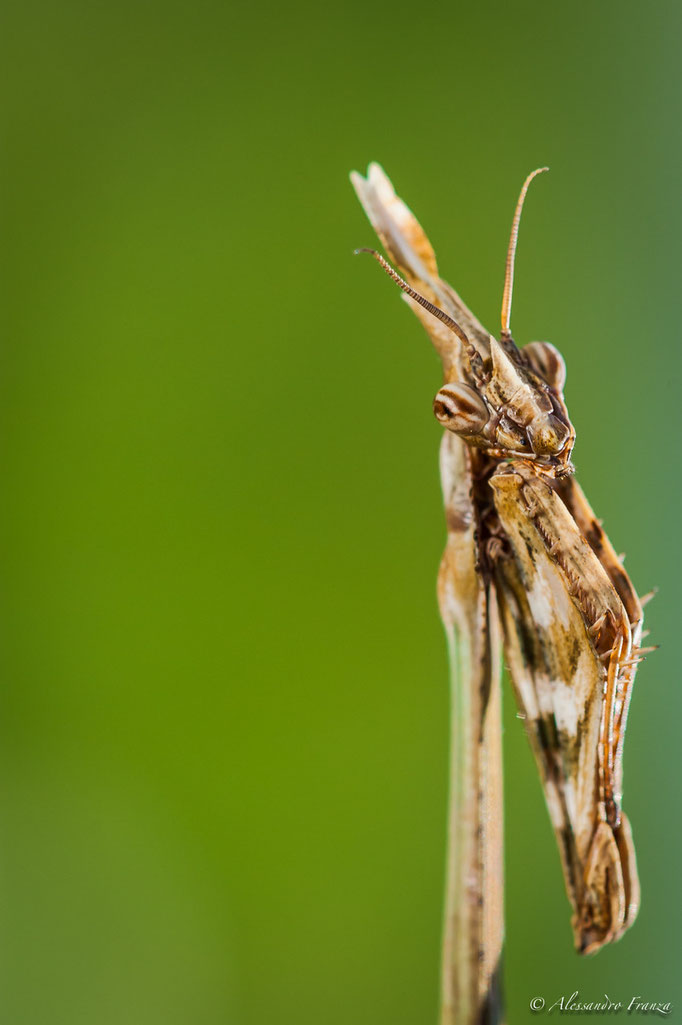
[551,678,580,737]
[544,779,564,828]
[562,778,577,828]
[526,557,573,630]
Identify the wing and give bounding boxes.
[438,431,504,1023]
[555,475,644,818]
[350,163,491,380]
[490,462,641,953]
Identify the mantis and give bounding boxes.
[351,164,649,1025]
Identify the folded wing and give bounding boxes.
[490,462,640,953]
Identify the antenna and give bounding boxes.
[500,167,549,340]
[354,248,471,350]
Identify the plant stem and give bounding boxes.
[437,436,505,1025]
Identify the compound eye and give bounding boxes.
[523,341,567,392]
[433,382,489,434]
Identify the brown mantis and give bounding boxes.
[351,164,649,1025]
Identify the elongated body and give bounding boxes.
[351,164,646,1025]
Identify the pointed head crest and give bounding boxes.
[355,168,574,470]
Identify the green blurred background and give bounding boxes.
[0,1,679,1022]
